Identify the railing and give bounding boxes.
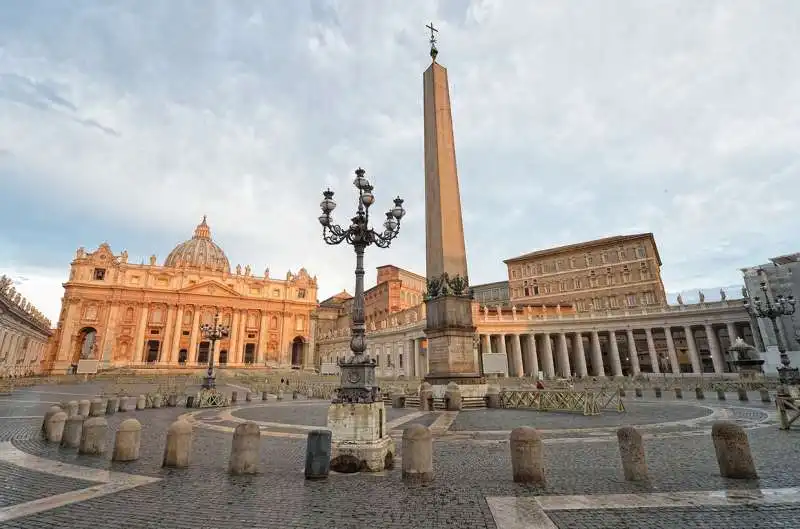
[500,388,625,416]
[777,390,800,430]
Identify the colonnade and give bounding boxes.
[0,327,48,374]
[479,321,755,378]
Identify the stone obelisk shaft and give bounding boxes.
[424,62,469,281]
[422,59,481,383]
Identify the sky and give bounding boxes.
[1,0,799,323]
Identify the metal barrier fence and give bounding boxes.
[500,388,625,416]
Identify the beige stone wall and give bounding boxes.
[45,244,318,374]
[505,234,666,312]
[0,279,52,376]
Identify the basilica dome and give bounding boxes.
[164,216,231,273]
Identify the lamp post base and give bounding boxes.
[196,388,229,408]
[327,401,395,473]
[778,366,800,387]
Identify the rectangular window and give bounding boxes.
[399,354,403,369]
[569,257,576,269]
[93,268,106,280]
[610,296,619,308]
[298,288,306,299]
[533,285,540,295]
[626,294,637,307]
[637,247,646,258]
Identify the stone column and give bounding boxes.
[572,333,588,378]
[626,329,641,376]
[540,333,556,379]
[170,305,184,364]
[510,334,524,377]
[236,310,247,364]
[56,299,81,364]
[133,303,149,364]
[590,331,605,377]
[229,311,241,363]
[556,333,571,378]
[188,307,201,364]
[496,334,508,376]
[100,302,119,366]
[257,311,269,364]
[726,322,738,345]
[161,305,176,364]
[523,334,539,380]
[481,334,492,356]
[705,324,724,374]
[664,327,680,374]
[684,326,702,374]
[609,330,623,377]
[644,328,659,374]
[413,338,421,377]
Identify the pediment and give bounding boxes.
[179,280,240,297]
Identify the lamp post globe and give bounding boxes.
[743,281,798,387]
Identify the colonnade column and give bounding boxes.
[257,311,269,364]
[572,333,588,378]
[170,305,184,364]
[523,333,538,380]
[539,333,555,379]
[229,311,241,363]
[664,327,680,374]
[236,311,247,364]
[625,329,641,376]
[496,334,508,377]
[414,338,422,377]
[590,331,605,377]
[162,305,176,364]
[644,328,659,374]
[705,324,724,374]
[481,334,492,356]
[683,326,702,373]
[556,333,571,378]
[188,308,200,364]
[725,322,738,344]
[510,334,523,377]
[608,330,623,377]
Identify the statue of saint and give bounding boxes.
[120,250,128,263]
[236,264,242,275]
[149,254,157,266]
[698,290,705,303]
[244,265,251,276]
[76,247,86,259]
[741,286,748,298]
[720,288,727,301]
[264,267,270,278]
[677,293,684,305]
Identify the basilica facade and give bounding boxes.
[44,217,318,374]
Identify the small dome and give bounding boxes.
[164,216,231,273]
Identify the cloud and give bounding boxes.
[1,0,799,323]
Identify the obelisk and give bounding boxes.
[422,24,483,389]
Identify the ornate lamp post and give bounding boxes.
[199,312,229,390]
[743,281,798,386]
[319,167,405,403]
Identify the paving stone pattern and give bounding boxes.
[0,461,97,508]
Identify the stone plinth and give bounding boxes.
[428,382,488,399]
[327,401,394,473]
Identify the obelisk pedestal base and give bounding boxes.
[327,401,395,473]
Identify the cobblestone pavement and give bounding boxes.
[0,382,797,528]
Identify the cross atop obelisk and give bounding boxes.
[426,22,438,61]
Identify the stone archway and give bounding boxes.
[291,336,305,368]
[73,327,97,363]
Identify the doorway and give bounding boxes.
[291,337,304,367]
[145,340,160,363]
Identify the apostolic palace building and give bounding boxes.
[42,217,318,374]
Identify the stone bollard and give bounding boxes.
[654,387,662,398]
[716,389,726,401]
[759,389,770,403]
[229,422,261,475]
[152,394,163,408]
[118,396,128,412]
[113,418,142,462]
[89,398,105,416]
[419,382,434,411]
[634,387,642,398]
[711,421,758,479]
[392,394,406,409]
[45,411,67,443]
[304,429,332,480]
[246,392,253,402]
[41,405,63,434]
[231,391,238,403]
[485,386,501,409]
[674,388,683,399]
[444,382,462,411]
[163,420,193,468]
[78,399,91,417]
[66,400,79,417]
[402,424,433,483]
[277,389,284,401]
[167,394,178,407]
[261,391,268,401]
[695,387,705,400]
[61,415,84,448]
[509,427,545,485]
[79,417,108,455]
[292,390,298,400]
[737,388,749,402]
[106,397,119,415]
[136,395,146,410]
[617,426,648,481]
